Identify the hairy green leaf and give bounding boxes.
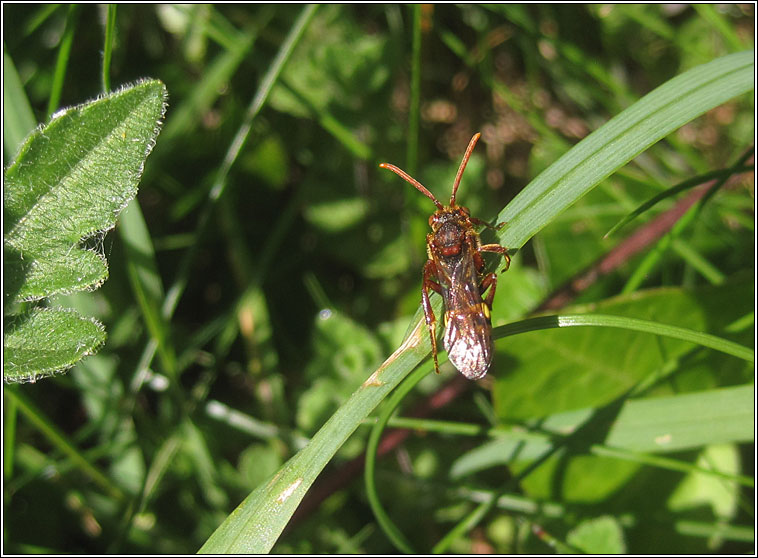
[3,79,167,382]
[4,307,106,383]
[4,79,167,302]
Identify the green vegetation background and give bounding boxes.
[3,4,754,554]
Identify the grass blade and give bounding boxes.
[46,4,78,117]
[198,321,429,553]
[3,48,37,157]
[496,50,754,254]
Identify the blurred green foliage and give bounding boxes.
[3,4,753,554]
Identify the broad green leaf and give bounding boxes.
[4,79,168,303]
[298,310,384,434]
[605,385,753,452]
[3,307,106,383]
[297,308,384,433]
[566,516,627,554]
[303,197,369,232]
[667,444,740,520]
[451,383,753,480]
[3,79,167,382]
[493,274,753,420]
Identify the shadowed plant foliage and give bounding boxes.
[3,4,753,555]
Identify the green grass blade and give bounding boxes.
[406,4,422,175]
[590,446,752,487]
[495,314,753,363]
[692,4,750,52]
[198,321,429,554]
[101,4,117,92]
[21,4,61,36]
[496,50,754,254]
[670,237,725,285]
[46,4,78,117]
[278,78,372,160]
[3,48,37,158]
[452,383,753,477]
[364,365,428,554]
[604,162,754,238]
[620,149,753,293]
[160,15,265,142]
[4,394,17,477]
[431,497,496,554]
[119,201,177,376]
[5,386,124,500]
[161,4,318,320]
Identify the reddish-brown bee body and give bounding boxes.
[381,133,509,379]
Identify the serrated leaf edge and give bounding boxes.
[4,78,168,303]
[3,306,107,384]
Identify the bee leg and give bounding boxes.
[480,243,511,273]
[422,260,442,374]
[470,217,508,231]
[479,272,498,308]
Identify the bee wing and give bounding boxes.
[443,307,493,380]
[441,247,494,380]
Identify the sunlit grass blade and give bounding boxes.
[494,314,753,363]
[496,50,754,254]
[198,321,429,554]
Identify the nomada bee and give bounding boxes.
[381,133,510,380]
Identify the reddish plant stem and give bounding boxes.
[536,182,711,312]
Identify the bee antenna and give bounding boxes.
[379,163,444,211]
[450,132,481,206]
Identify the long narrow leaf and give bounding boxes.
[451,383,754,478]
[198,50,754,553]
[198,321,429,553]
[496,50,754,253]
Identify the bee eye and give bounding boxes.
[428,215,435,227]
